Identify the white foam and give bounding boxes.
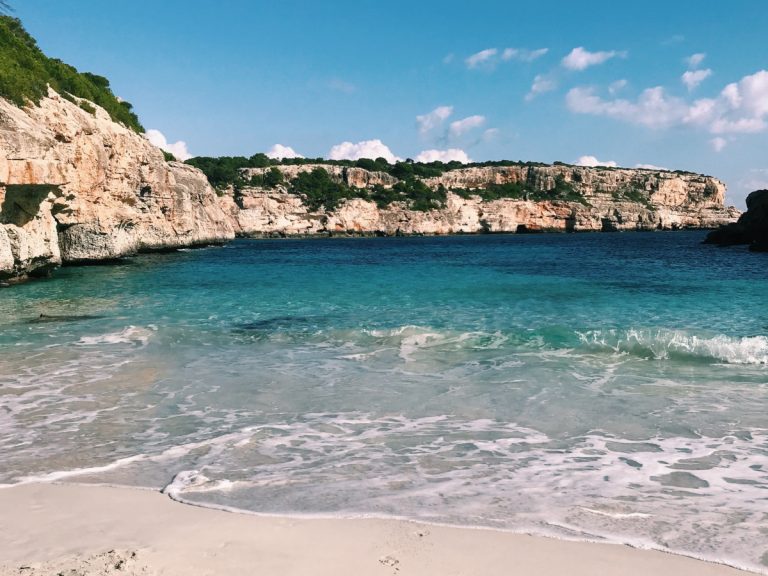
[76,326,153,347]
[579,328,768,365]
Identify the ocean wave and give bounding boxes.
[358,325,511,362]
[578,328,768,365]
[76,326,155,347]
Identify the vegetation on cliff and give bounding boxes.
[186,154,272,189]
[453,175,589,205]
[0,15,143,132]
[185,154,555,190]
[184,154,574,211]
[286,168,447,212]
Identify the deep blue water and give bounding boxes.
[1,231,767,571]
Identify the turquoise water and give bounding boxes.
[1,231,767,571]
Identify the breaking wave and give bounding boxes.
[579,328,768,365]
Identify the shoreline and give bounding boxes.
[0,482,758,576]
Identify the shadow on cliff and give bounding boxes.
[0,184,60,226]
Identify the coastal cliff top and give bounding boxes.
[0,15,143,132]
[187,153,728,214]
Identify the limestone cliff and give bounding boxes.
[0,93,740,283]
[0,90,234,280]
[221,164,739,237]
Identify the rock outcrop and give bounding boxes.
[704,189,768,251]
[221,165,739,237]
[0,90,235,280]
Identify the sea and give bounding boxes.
[1,231,766,572]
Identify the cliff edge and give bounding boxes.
[0,89,234,280]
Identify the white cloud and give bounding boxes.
[575,155,617,167]
[710,137,727,152]
[416,105,454,134]
[608,79,628,95]
[724,70,768,119]
[525,74,557,101]
[686,53,706,69]
[449,115,486,137]
[710,117,766,133]
[502,47,548,62]
[704,70,768,134]
[482,128,500,141]
[684,98,717,124]
[566,86,688,129]
[328,78,356,93]
[443,53,455,64]
[328,139,401,163]
[566,70,768,135]
[465,48,498,68]
[266,144,303,159]
[145,129,192,161]
[415,148,471,163]
[635,163,668,170]
[562,47,626,71]
[682,69,712,91]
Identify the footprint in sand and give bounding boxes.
[379,554,400,573]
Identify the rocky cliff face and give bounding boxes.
[222,165,739,237]
[705,189,768,251]
[0,91,740,282]
[0,90,234,280]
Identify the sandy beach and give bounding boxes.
[0,483,755,576]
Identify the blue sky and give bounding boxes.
[14,0,768,207]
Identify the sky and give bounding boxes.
[13,0,768,207]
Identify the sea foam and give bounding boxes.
[579,328,768,364]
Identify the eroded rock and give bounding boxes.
[0,90,234,279]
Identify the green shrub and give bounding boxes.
[615,186,652,208]
[0,16,143,132]
[78,100,95,115]
[391,178,446,211]
[263,166,284,188]
[290,168,354,211]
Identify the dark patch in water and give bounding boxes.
[670,454,721,470]
[236,316,309,330]
[605,441,662,453]
[29,313,106,324]
[233,316,321,333]
[651,471,709,489]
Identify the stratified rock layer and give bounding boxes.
[0,91,234,279]
[223,165,739,237]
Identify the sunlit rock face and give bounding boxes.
[222,164,739,237]
[0,90,234,279]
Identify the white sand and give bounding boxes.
[0,483,755,575]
